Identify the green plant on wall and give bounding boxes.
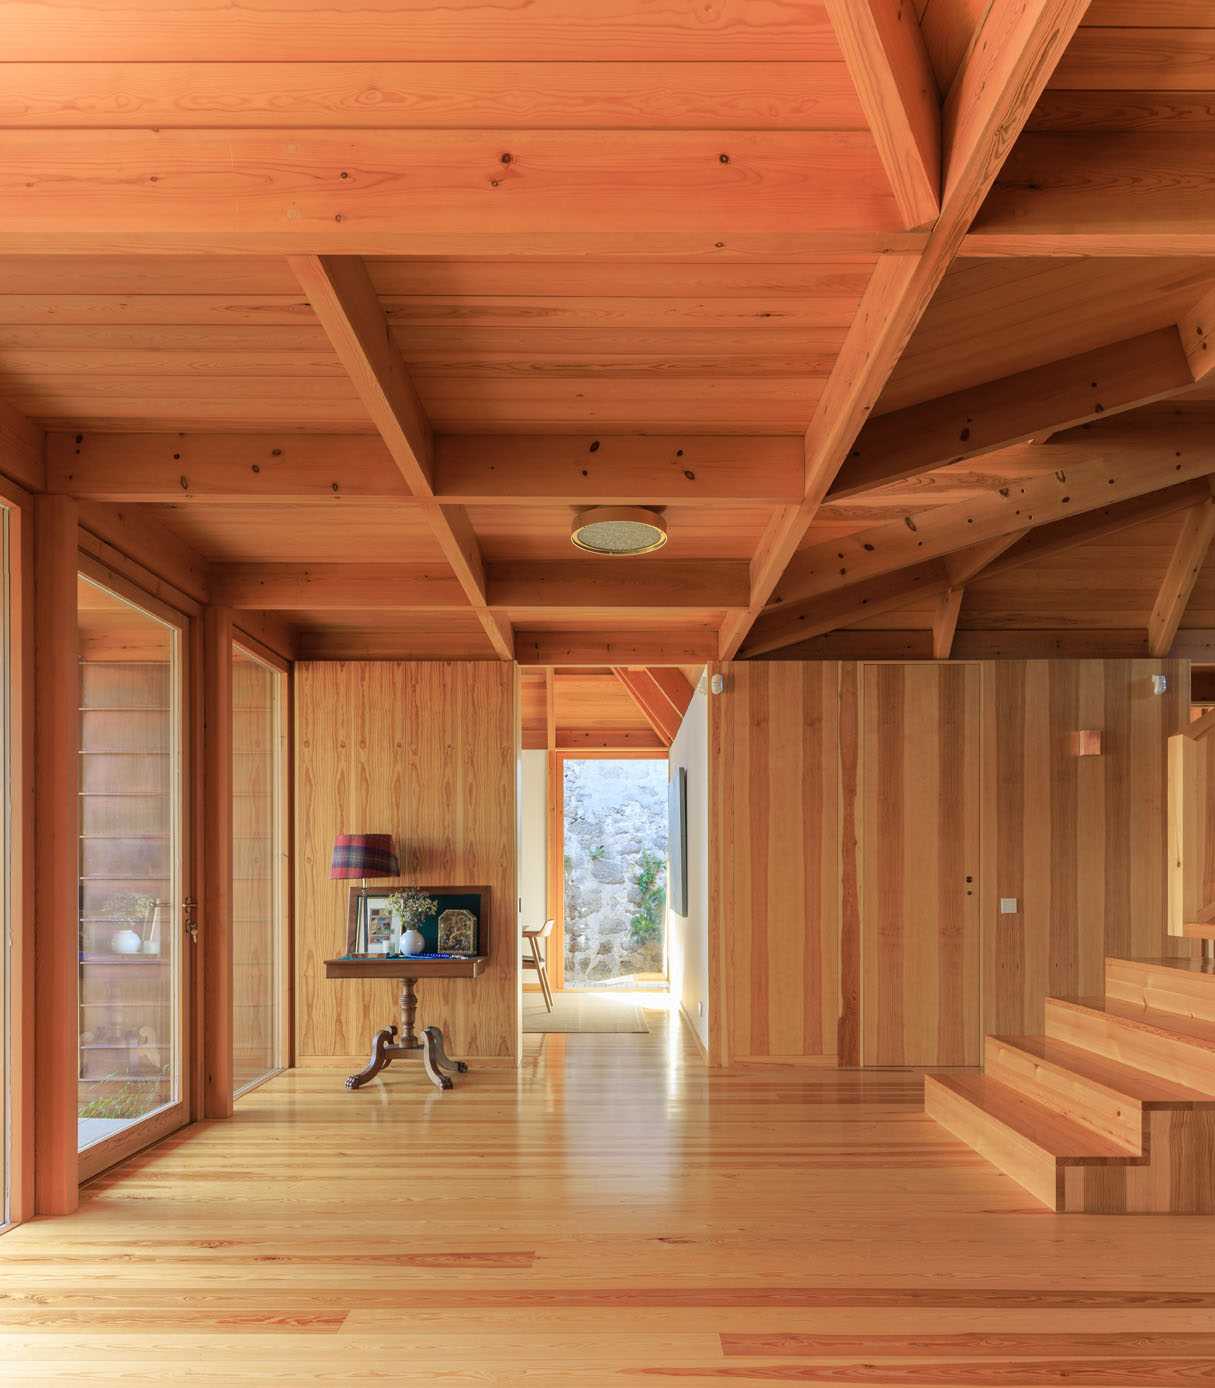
[629,850,666,946]
[589,845,605,861]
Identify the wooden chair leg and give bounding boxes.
[530,937,553,1012]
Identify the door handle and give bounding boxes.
[183,896,199,942]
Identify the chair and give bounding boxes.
[523,919,556,1012]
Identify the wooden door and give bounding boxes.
[861,663,981,1066]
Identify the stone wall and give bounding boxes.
[563,758,668,986]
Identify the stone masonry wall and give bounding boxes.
[563,758,668,986]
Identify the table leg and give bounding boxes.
[398,977,424,1051]
[422,1028,455,1091]
[424,1026,469,1074]
[345,1024,397,1090]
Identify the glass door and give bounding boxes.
[76,574,190,1177]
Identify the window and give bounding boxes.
[232,643,287,1095]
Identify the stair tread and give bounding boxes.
[1054,995,1215,1050]
[1112,957,1215,978]
[929,1074,1141,1160]
[992,1034,1215,1104]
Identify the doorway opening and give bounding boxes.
[559,755,669,992]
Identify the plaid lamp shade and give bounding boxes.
[329,833,399,880]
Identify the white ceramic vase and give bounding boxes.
[400,927,426,956]
[112,929,143,955]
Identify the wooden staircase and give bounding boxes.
[925,958,1215,1212]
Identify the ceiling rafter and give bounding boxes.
[932,586,965,660]
[828,326,1198,502]
[744,471,1215,658]
[612,669,680,746]
[289,254,512,660]
[720,0,1093,660]
[825,0,940,230]
[1149,488,1215,658]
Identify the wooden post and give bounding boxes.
[202,606,234,1117]
[33,494,79,1215]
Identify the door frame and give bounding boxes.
[545,748,670,993]
[75,554,198,1183]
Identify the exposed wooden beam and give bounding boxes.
[77,499,210,608]
[516,630,718,667]
[829,327,1196,500]
[1180,285,1215,384]
[743,560,950,658]
[288,255,432,495]
[613,669,680,745]
[775,438,1215,612]
[0,130,906,252]
[1149,493,1215,658]
[720,0,1091,659]
[435,435,804,506]
[291,255,510,660]
[977,479,1215,585]
[945,530,1030,585]
[555,730,666,753]
[45,432,805,507]
[825,0,940,229]
[0,396,44,493]
[645,668,695,726]
[932,586,965,659]
[489,561,749,613]
[211,564,465,611]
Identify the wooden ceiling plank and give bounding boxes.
[776,437,1215,611]
[742,559,951,658]
[517,630,718,667]
[720,0,1091,659]
[209,563,465,610]
[1148,492,1215,658]
[932,585,965,659]
[291,253,510,660]
[612,669,678,746]
[830,326,1197,500]
[825,0,941,229]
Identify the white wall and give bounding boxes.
[667,677,710,1054]
[519,750,548,933]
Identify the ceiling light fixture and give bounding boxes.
[570,506,668,556]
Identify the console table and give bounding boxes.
[324,955,487,1091]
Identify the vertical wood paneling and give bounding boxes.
[294,661,517,1063]
[202,606,234,1118]
[983,659,1193,1039]
[860,662,981,1067]
[714,663,842,1062]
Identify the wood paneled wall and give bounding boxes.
[711,659,1197,1069]
[712,663,842,1065]
[294,662,517,1064]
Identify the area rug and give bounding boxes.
[523,992,650,1034]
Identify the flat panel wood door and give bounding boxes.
[861,662,981,1067]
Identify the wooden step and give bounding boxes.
[985,1034,1215,1150]
[924,1073,1141,1211]
[1105,956,1215,1024]
[1045,995,1215,1092]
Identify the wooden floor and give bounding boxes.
[5,1002,1215,1384]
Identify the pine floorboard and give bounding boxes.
[2,1001,1215,1383]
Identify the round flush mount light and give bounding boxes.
[570,506,668,556]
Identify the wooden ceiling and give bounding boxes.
[3,2,1215,664]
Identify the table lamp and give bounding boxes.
[330,833,400,885]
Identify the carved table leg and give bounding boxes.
[424,1025,469,1074]
[398,977,424,1051]
[345,1024,398,1090]
[421,1027,455,1091]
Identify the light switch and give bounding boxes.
[1000,897,1019,915]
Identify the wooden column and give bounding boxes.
[202,606,234,1117]
[33,494,79,1215]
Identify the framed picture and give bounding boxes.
[668,765,687,917]
[345,885,488,957]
